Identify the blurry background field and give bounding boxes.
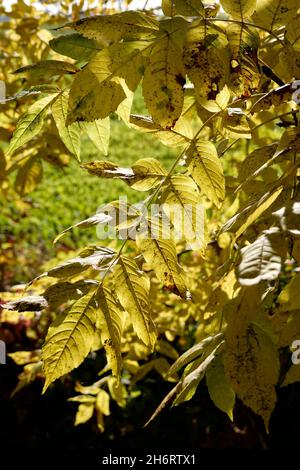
[0,92,177,287]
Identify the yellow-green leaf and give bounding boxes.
[130,114,192,147]
[131,158,167,191]
[7,94,58,156]
[96,285,125,379]
[80,118,110,155]
[173,342,224,405]
[162,0,204,17]
[12,60,78,79]
[39,248,115,279]
[95,389,110,416]
[286,15,300,52]
[167,333,224,377]
[136,217,189,299]
[67,41,146,123]
[63,11,159,44]
[74,403,95,426]
[220,0,257,19]
[143,31,186,127]
[278,273,300,312]
[81,158,167,191]
[160,175,206,251]
[114,256,156,349]
[52,92,81,161]
[252,0,298,30]
[183,20,229,101]
[278,310,300,347]
[42,289,97,392]
[206,353,235,420]
[186,140,225,208]
[282,363,300,387]
[226,23,260,97]
[224,322,279,430]
[49,33,101,61]
[222,185,283,240]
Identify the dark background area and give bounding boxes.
[1,356,300,454]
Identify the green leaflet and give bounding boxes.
[42,289,97,392]
[114,256,156,349]
[220,0,257,19]
[43,280,99,310]
[49,33,101,61]
[238,144,277,182]
[96,286,125,380]
[186,140,225,208]
[173,341,224,405]
[7,94,58,156]
[12,60,79,79]
[52,91,81,161]
[145,335,224,425]
[206,353,235,420]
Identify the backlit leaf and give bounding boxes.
[143,19,186,127]
[136,217,190,298]
[63,11,159,44]
[67,41,147,123]
[49,33,101,61]
[286,15,300,52]
[220,0,257,19]
[222,185,283,239]
[186,140,225,208]
[183,20,229,101]
[206,353,235,420]
[12,60,78,79]
[114,256,156,349]
[42,289,97,392]
[52,92,81,161]
[96,285,125,379]
[162,0,204,16]
[252,0,298,30]
[7,94,58,156]
[160,174,206,250]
